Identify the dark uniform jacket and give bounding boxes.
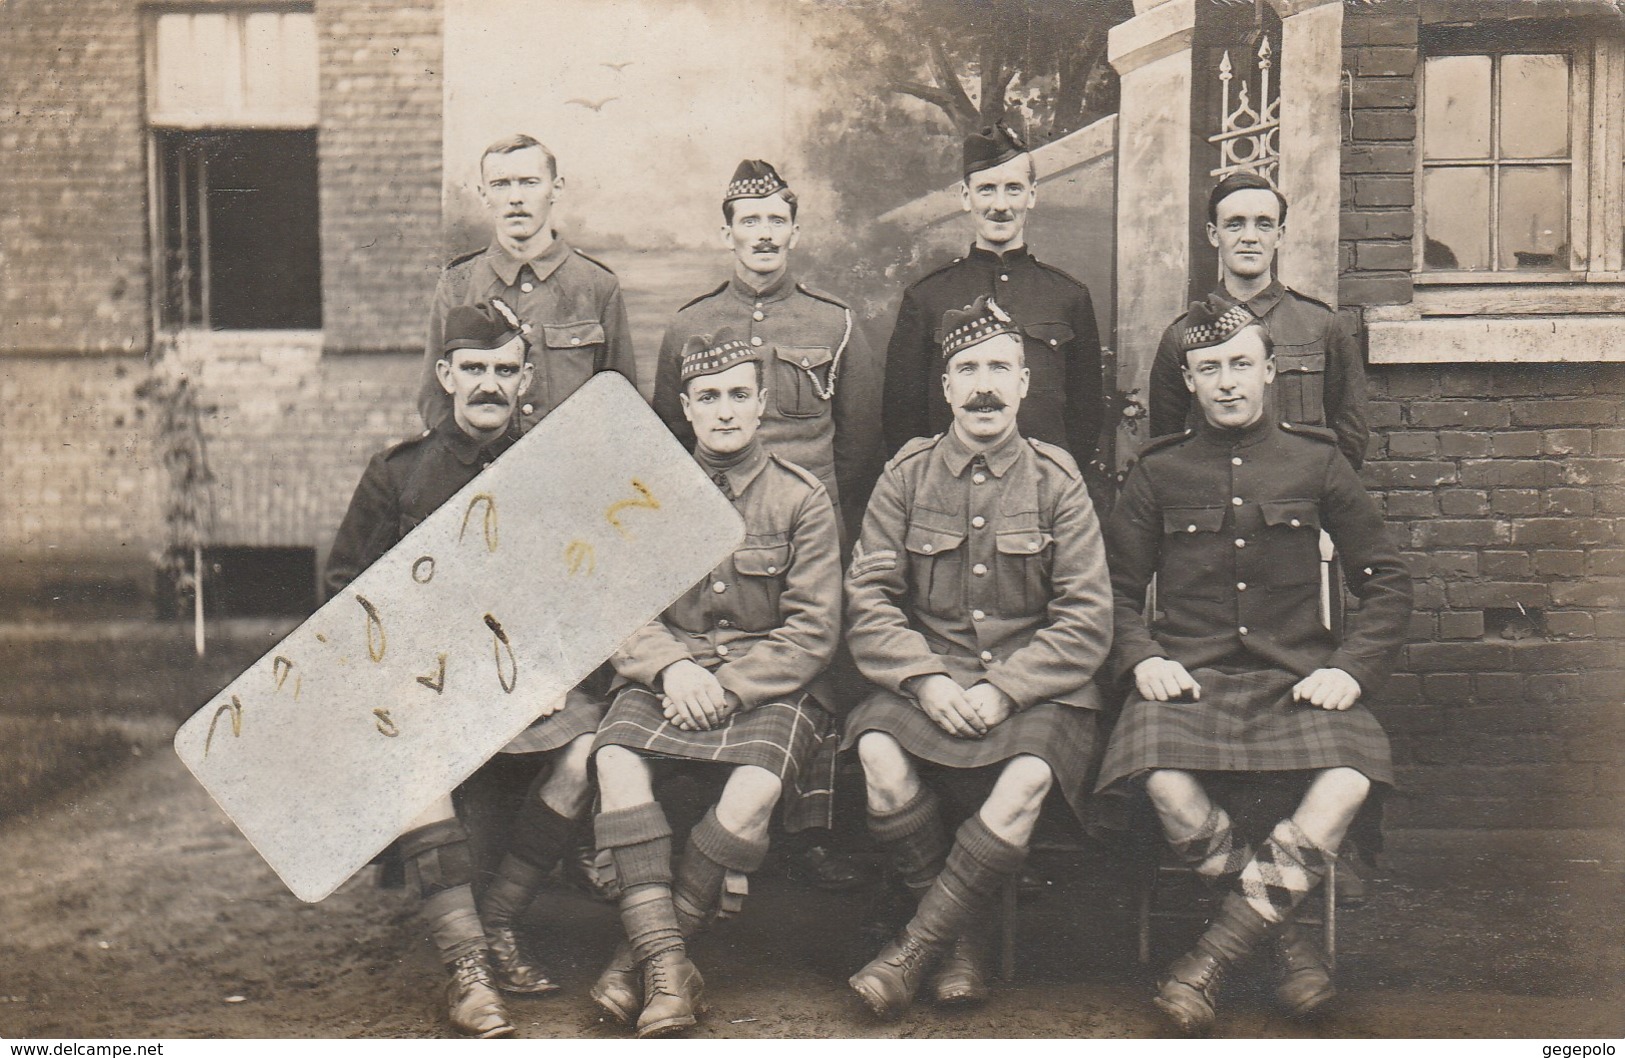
[611,441,842,712]
[883,245,1104,469]
[416,236,635,434]
[1106,414,1411,695]
[1149,280,1368,469]
[324,420,512,597]
[846,427,1113,711]
[652,270,883,538]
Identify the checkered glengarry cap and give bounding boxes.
[1179,296,1259,354]
[939,295,1020,363]
[679,327,760,385]
[724,159,789,203]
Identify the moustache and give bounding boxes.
[469,394,510,407]
[961,393,1007,413]
[985,211,1015,223]
[751,241,781,253]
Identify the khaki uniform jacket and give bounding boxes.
[652,270,884,539]
[846,427,1113,711]
[417,237,636,433]
[1106,415,1412,694]
[611,442,842,712]
[1149,280,1369,469]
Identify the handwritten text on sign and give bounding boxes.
[173,374,744,902]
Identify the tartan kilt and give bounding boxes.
[497,685,607,756]
[842,688,1102,823]
[593,685,837,834]
[1094,666,1394,793]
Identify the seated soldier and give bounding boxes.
[325,305,603,1038]
[844,296,1114,1019]
[1096,297,1412,1034]
[588,329,842,1038]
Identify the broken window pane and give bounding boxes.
[1499,165,1570,270]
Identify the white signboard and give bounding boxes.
[174,374,743,902]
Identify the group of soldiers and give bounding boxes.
[323,124,1411,1038]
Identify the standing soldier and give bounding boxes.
[1098,298,1410,1033]
[652,159,884,545]
[326,307,604,1037]
[845,296,1113,1018]
[417,134,636,436]
[588,329,843,1037]
[651,159,884,892]
[882,124,1104,473]
[1149,172,1368,469]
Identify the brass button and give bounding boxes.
[1234,538,1246,549]
[520,282,534,293]
[973,473,987,485]
[1238,626,1249,636]
[1232,497,1243,506]
[766,565,778,574]
[980,650,994,662]
[1232,456,1242,466]
[1029,540,1041,552]
[752,310,764,322]
[973,563,988,576]
[717,644,730,657]
[750,336,763,347]
[717,619,731,628]
[801,357,811,367]
[713,582,727,594]
[1290,518,1302,528]
[921,543,934,554]
[521,404,534,415]
[999,274,1009,282]
[972,609,986,621]
[972,516,986,529]
[1049,339,1058,346]
[1187,525,1197,533]
[1237,582,1247,591]
[570,336,582,345]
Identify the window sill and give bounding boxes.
[1410,280,1625,316]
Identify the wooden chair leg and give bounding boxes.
[1323,860,1337,971]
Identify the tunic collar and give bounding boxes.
[437,416,516,466]
[1196,407,1277,451]
[487,233,572,286]
[940,424,1024,478]
[965,244,1034,268]
[694,438,769,497]
[1216,277,1286,317]
[728,267,795,305]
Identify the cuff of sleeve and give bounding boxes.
[981,670,1035,713]
[715,668,761,713]
[893,661,952,698]
[618,644,694,690]
[1325,652,1380,696]
[1109,644,1167,688]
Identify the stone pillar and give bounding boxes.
[1109,0,1198,466]
[1269,0,1345,306]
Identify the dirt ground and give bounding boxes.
[1,721,1621,1042]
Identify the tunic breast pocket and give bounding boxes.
[904,524,966,617]
[731,543,793,630]
[770,346,833,418]
[994,528,1055,614]
[1259,500,1323,587]
[1273,345,1326,425]
[541,321,607,401]
[1160,506,1227,599]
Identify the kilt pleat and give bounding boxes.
[1095,666,1394,792]
[842,688,1101,823]
[497,687,607,755]
[593,686,837,833]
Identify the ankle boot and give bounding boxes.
[931,931,991,1005]
[848,928,936,1020]
[590,940,640,1026]
[479,856,558,994]
[637,947,705,1037]
[446,952,515,1038]
[1155,891,1274,1035]
[1272,918,1335,1016]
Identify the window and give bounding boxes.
[146,9,321,330]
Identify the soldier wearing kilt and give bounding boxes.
[844,296,1114,1019]
[588,329,843,1037]
[325,307,605,1038]
[1097,296,1412,1034]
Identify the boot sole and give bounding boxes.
[636,1013,697,1038]
[848,975,904,1020]
[1153,988,1214,1035]
[934,987,988,1006]
[1279,982,1337,1018]
[497,979,561,996]
[589,985,639,1027]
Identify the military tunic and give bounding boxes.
[325,420,606,754]
[1094,414,1411,793]
[416,236,636,434]
[652,270,884,539]
[882,246,1104,470]
[842,427,1114,818]
[593,440,843,832]
[1148,281,1369,469]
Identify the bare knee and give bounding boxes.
[1316,766,1371,809]
[722,765,784,816]
[1145,769,1202,813]
[858,732,911,791]
[595,744,642,785]
[998,754,1053,806]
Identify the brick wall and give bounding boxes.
[317,0,445,354]
[1338,3,1419,310]
[0,0,150,355]
[1363,364,1625,831]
